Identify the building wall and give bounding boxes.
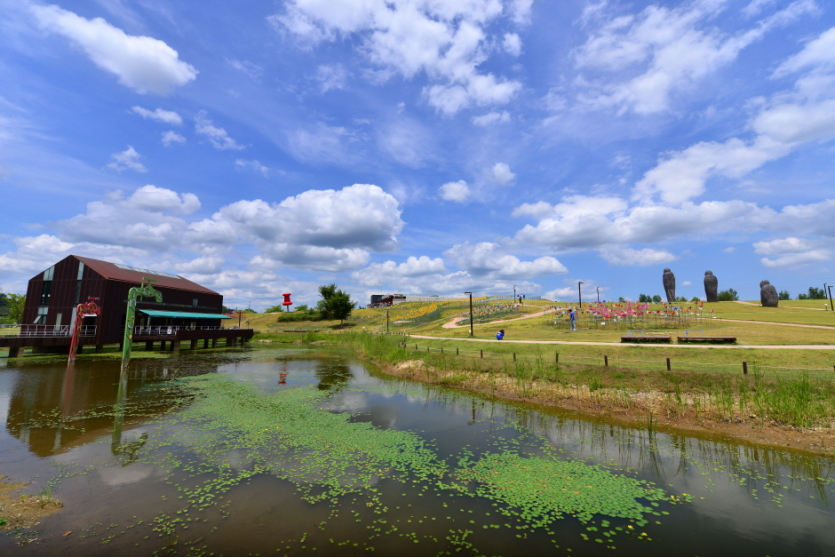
[24,255,224,345]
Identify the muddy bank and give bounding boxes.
[0,476,63,532]
[369,358,835,457]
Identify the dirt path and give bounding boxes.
[721,319,835,330]
[735,301,830,311]
[442,309,552,329]
[409,334,835,349]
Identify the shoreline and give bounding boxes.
[357,353,835,458]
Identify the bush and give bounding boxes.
[276,310,324,322]
[690,297,701,302]
[778,290,791,300]
[651,295,662,303]
[797,287,826,300]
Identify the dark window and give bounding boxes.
[40,281,52,306]
[75,281,82,304]
[193,298,198,307]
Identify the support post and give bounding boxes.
[604,355,608,367]
[96,344,103,353]
[203,339,209,349]
[145,341,153,351]
[173,340,181,353]
[742,361,748,375]
[480,350,483,359]
[121,278,162,371]
[386,309,389,334]
[513,352,516,362]
[8,347,21,358]
[160,340,166,351]
[212,338,217,348]
[555,352,559,365]
[829,285,834,312]
[190,339,198,350]
[456,347,459,355]
[666,357,671,371]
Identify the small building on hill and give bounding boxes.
[1,255,252,356]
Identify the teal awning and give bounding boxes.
[138,310,231,319]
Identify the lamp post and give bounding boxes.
[465,292,474,337]
[513,284,517,303]
[828,285,834,312]
[578,281,583,308]
[597,286,600,303]
[825,283,829,310]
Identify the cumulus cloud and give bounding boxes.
[599,247,678,266]
[444,242,567,279]
[753,236,831,267]
[574,0,816,114]
[472,111,510,126]
[107,146,147,173]
[176,255,225,275]
[492,162,515,184]
[194,111,245,150]
[352,256,447,286]
[205,184,404,271]
[272,0,521,114]
[544,279,607,302]
[32,4,197,94]
[439,180,471,202]
[161,131,186,146]
[127,185,200,214]
[132,106,182,125]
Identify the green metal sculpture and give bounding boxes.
[121,278,163,370]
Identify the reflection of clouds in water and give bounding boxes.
[225,449,255,472]
[326,392,368,413]
[99,462,158,487]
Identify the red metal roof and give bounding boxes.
[74,256,219,295]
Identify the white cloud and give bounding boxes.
[439,180,471,202]
[492,162,515,184]
[207,184,404,271]
[315,63,349,92]
[722,247,736,253]
[754,237,831,267]
[126,185,200,214]
[194,111,245,150]
[274,0,521,114]
[176,255,225,275]
[682,281,692,286]
[472,110,510,126]
[32,4,197,94]
[444,242,567,279]
[544,279,606,302]
[352,256,447,286]
[288,122,356,164]
[161,130,185,146]
[513,195,628,219]
[235,159,270,178]
[633,136,791,205]
[574,0,817,114]
[503,32,522,56]
[509,0,534,25]
[599,247,678,266]
[107,146,147,173]
[131,106,182,125]
[228,59,264,81]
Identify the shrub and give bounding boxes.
[717,288,739,301]
[276,310,324,322]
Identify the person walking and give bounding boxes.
[569,308,576,331]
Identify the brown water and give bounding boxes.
[1,347,834,556]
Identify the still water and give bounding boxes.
[1,347,834,556]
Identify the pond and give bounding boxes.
[1,347,834,556]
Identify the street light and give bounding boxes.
[578,281,583,309]
[828,285,834,312]
[825,283,829,310]
[513,284,517,303]
[597,286,600,304]
[465,292,474,337]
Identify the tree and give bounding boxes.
[798,287,825,300]
[295,304,309,312]
[638,293,650,303]
[717,288,739,301]
[675,296,688,303]
[327,290,354,325]
[779,290,791,300]
[5,294,25,323]
[690,297,701,302]
[651,295,662,303]
[316,283,337,318]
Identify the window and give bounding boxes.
[75,281,82,304]
[40,281,52,306]
[43,266,54,281]
[193,298,198,308]
[77,262,85,280]
[34,307,48,325]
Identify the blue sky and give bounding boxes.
[1,0,834,309]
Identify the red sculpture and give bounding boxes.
[282,293,293,311]
[69,297,100,362]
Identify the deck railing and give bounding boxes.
[132,325,232,336]
[1,325,97,338]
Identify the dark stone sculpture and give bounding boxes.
[663,268,676,303]
[760,280,779,308]
[704,271,718,302]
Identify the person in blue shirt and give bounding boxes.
[569,309,576,331]
[496,329,505,340]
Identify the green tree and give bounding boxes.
[651,295,662,303]
[674,296,688,302]
[638,293,650,303]
[6,294,25,323]
[779,290,791,300]
[327,290,354,325]
[295,304,309,312]
[690,297,701,302]
[717,288,739,301]
[316,283,337,318]
[798,287,825,300]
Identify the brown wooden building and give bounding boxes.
[16,255,237,350]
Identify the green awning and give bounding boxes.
[138,310,231,319]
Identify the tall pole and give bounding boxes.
[597,286,600,303]
[386,308,389,333]
[829,285,834,312]
[578,281,583,309]
[513,285,517,303]
[825,283,828,309]
[465,292,473,337]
